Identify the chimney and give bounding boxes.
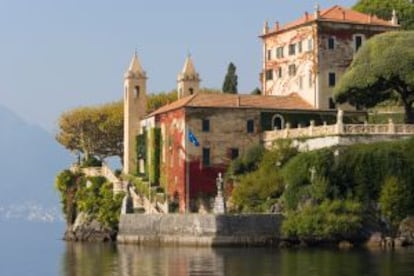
[305,11,309,21]
[368,14,373,23]
[263,21,269,34]
[342,10,346,20]
[274,21,280,31]
[314,2,320,19]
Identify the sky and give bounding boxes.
[0,0,355,131]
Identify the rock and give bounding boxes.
[338,240,353,249]
[365,232,384,248]
[63,212,117,242]
[398,216,414,245]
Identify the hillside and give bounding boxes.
[0,105,71,221]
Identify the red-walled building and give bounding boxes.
[140,93,328,212]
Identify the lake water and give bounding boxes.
[2,221,414,276]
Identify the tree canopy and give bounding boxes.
[334,31,414,123]
[222,62,238,94]
[56,101,123,161]
[353,0,414,30]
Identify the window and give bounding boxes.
[329,98,336,109]
[307,38,313,51]
[308,71,313,88]
[134,86,140,98]
[202,119,210,132]
[276,46,284,58]
[265,69,273,81]
[328,37,335,50]
[299,76,303,90]
[278,67,283,78]
[230,148,239,160]
[328,72,336,87]
[202,148,210,166]
[247,119,254,133]
[298,41,303,53]
[355,35,363,51]
[288,64,296,76]
[288,44,296,55]
[189,87,194,95]
[267,49,272,60]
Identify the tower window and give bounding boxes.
[328,72,336,87]
[189,88,194,95]
[202,119,210,132]
[247,119,254,133]
[202,148,210,167]
[328,37,335,50]
[134,86,140,98]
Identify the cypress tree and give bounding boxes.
[222,62,238,94]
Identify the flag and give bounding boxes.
[188,130,200,147]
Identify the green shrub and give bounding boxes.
[55,171,124,228]
[282,200,363,240]
[231,141,298,212]
[379,176,414,234]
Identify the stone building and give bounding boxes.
[122,5,399,212]
[260,5,400,110]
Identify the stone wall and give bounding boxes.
[117,214,283,246]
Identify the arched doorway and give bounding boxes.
[272,114,284,130]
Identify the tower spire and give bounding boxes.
[177,55,201,99]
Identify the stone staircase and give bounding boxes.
[70,164,168,214]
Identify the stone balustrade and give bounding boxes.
[262,118,414,148]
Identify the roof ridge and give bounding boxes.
[320,5,340,17]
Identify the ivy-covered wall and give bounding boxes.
[136,128,147,175]
[148,127,161,185]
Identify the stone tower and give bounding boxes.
[177,55,200,99]
[123,52,147,174]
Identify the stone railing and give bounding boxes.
[70,163,126,194]
[262,119,414,146]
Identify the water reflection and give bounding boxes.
[61,243,414,276]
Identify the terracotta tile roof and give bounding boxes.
[263,5,398,36]
[147,93,314,117]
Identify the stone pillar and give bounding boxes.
[388,118,395,134]
[336,109,344,134]
[309,120,315,136]
[284,123,290,138]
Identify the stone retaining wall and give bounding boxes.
[117,214,283,246]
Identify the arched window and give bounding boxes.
[134,86,140,98]
[272,114,285,130]
[189,87,194,95]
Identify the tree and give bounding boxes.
[353,0,414,30]
[56,101,123,161]
[334,31,414,123]
[147,90,177,113]
[379,176,414,235]
[222,62,238,94]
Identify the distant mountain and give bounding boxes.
[0,105,71,221]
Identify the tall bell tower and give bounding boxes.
[177,55,200,99]
[123,52,147,174]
